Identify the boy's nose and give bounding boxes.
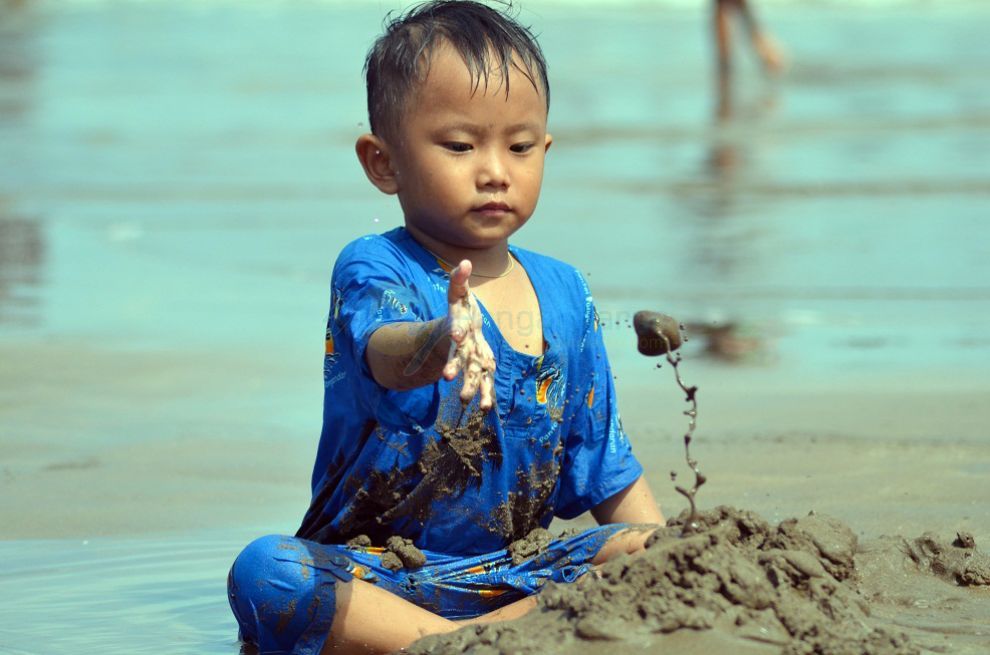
[477,152,509,191]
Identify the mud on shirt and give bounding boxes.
[296,227,642,555]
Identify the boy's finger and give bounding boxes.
[454,259,473,280]
[443,345,462,381]
[447,260,472,301]
[479,372,494,411]
[480,341,496,367]
[461,365,480,402]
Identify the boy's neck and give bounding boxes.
[405,227,512,279]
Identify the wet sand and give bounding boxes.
[1,1,990,654]
[3,342,987,545]
[411,508,990,655]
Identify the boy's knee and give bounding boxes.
[228,535,341,651]
[231,535,314,594]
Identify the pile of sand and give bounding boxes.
[409,506,989,655]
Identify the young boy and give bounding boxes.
[228,2,664,653]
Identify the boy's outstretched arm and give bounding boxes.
[365,260,497,408]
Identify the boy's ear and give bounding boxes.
[355,133,399,195]
[544,133,553,153]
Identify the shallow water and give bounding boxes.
[2,2,988,373]
[0,534,243,654]
[1,1,989,653]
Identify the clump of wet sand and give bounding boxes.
[409,506,924,655]
[507,528,554,566]
[344,534,427,571]
[903,531,990,586]
[383,535,427,571]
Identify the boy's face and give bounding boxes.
[384,44,552,252]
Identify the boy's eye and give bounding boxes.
[443,142,472,153]
[510,143,535,154]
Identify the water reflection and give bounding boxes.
[0,1,37,140]
[0,3,44,326]
[0,213,44,325]
[676,81,783,364]
[685,320,773,364]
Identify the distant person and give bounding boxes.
[225,2,665,654]
[715,0,784,76]
[714,0,785,117]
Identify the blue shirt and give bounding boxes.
[297,228,642,555]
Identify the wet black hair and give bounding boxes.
[363,0,550,139]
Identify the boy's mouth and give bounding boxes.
[473,202,511,214]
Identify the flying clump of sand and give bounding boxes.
[410,506,990,655]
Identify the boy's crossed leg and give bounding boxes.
[228,524,661,655]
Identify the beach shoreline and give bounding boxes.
[3,338,988,543]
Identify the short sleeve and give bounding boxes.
[554,301,643,520]
[326,236,438,429]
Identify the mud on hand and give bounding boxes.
[442,260,496,411]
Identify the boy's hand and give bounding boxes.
[443,260,496,411]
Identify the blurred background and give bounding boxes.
[1,0,988,653]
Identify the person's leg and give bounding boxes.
[735,0,785,73]
[320,523,664,651]
[323,577,459,654]
[228,535,460,655]
[713,0,736,118]
[714,0,735,76]
[455,595,539,626]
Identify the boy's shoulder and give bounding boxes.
[511,244,592,297]
[334,228,421,275]
[336,227,410,259]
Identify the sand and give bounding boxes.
[411,506,990,654]
[2,341,990,655]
